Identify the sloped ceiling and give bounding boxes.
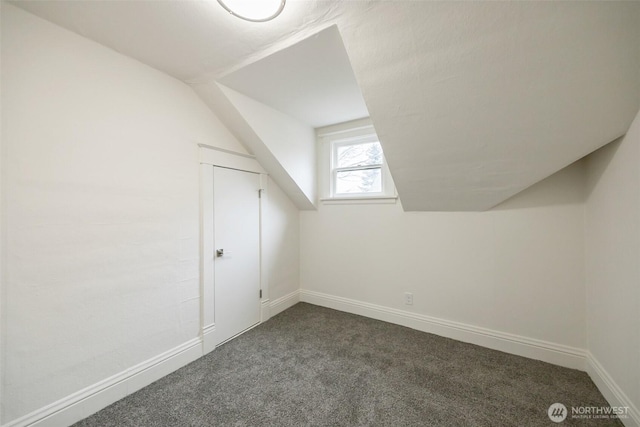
[193,81,317,210]
[218,25,369,128]
[346,2,640,210]
[196,25,368,210]
[12,0,640,211]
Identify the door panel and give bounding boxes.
[213,167,261,345]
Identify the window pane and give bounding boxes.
[335,168,382,194]
[336,142,383,168]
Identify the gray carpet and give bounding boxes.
[73,303,620,426]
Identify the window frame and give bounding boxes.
[317,119,397,204]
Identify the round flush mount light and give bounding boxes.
[217,0,286,22]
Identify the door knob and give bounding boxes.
[216,249,224,257]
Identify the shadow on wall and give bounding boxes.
[583,136,624,198]
[491,158,588,211]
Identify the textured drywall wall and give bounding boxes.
[585,109,640,413]
[300,161,586,350]
[0,4,247,422]
[343,1,640,211]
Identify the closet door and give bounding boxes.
[213,166,261,345]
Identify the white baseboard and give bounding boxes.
[299,289,586,370]
[269,290,300,317]
[202,324,216,355]
[586,352,640,427]
[3,338,203,427]
[10,291,633,427]
[3,291,299,427]
[261,299,271,323]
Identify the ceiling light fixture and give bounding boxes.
[217,0,286,22]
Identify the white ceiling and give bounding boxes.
[218,25,368,128]
[10,0,353,82]
[12,0,640,211]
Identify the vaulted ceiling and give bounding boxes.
[13,0,640,211]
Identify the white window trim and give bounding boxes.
[317,118,397,204]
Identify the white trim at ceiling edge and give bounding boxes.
[586,352,640,427]
[298,289,586,371]
[2,338,203,427]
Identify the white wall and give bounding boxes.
[263,177,300,302]
[218,85,317,208]
[2,1,635,424]
[585,109,640,418]
[0,0,4,422]
[301,161,586,353]
[0,4,296,424]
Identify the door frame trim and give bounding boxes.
[199,144,266,174]
[199,146,269,353]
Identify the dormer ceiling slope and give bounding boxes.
[345,2,640,211]
[13,0,640,211]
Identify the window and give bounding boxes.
[332,139,383,195]
[317,119,397,203]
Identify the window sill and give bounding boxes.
[320,195,398,205]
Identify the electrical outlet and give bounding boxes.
[404,292,413,305]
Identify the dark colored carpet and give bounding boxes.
[73,303,620,426]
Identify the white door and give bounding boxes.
[214,166,261,345]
